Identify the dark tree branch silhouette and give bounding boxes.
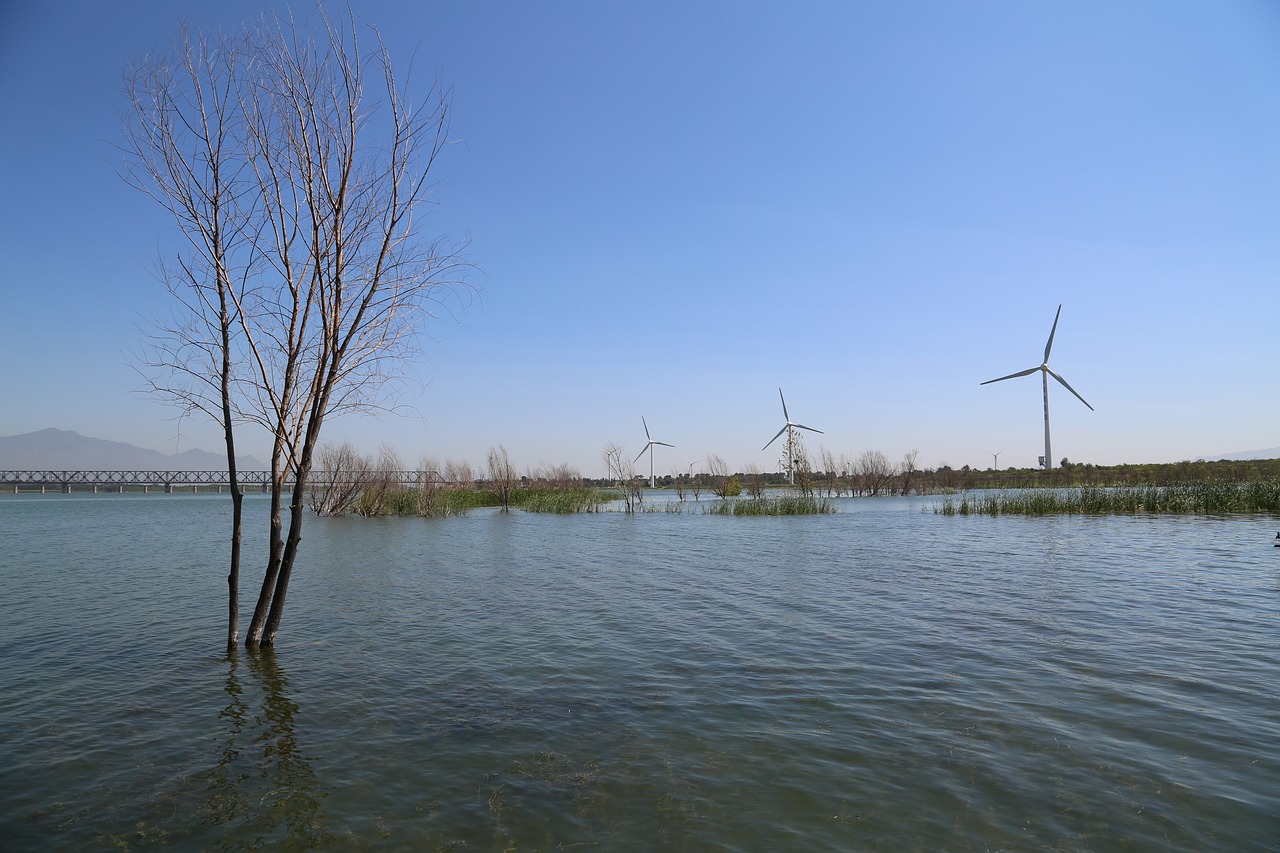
[122,6,469,649]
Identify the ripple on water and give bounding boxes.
[2,495,1278,849]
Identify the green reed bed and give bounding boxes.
[511,488,617,514]
[935,480,1280,516]
[640,500,686,513]
[346,486,621,516]
[701,495,835,516]
[356,487,498,517]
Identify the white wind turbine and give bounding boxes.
[762,388,824,485]
[634,417,674,488]
[980,304,1093,470]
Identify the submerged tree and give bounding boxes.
[603,443,640,512]
[123,6,467,648]
[308,441,374,516]
[486,445,518,511]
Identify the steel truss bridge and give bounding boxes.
[1,470,440,494]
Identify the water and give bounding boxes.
[1,492,1277,850]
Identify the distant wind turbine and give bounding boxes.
[986,447,1006,470]
[762,388,824,485]
[634,417,674,488]
[980,304,1093,470]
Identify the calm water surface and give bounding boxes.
[1,492,1277,850]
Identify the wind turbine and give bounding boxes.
[762,388,824,485]
[986,447,1006,470]
[981,304,1093,470]
[634,417,674,488]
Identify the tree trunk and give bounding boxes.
[226,489,242,651]
[261,480,308,646]
[245,429,293,648]
[225,438,243,651]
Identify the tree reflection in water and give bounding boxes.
[202,651,334,849]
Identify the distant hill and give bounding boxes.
[1202,447,1280,462]
[0,428,267,470]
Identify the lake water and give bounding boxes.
[1,492,1277,850]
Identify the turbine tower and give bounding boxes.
[762,388,824,485]
[634,417,674,488]
[980,304,1093,470]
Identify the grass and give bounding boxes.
[701,495,835,516]
[342,485,837,517]
[510,488,617,514]
[934,480,1280,516]
[352,486,500,517]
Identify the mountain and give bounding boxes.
[1202,447,1280,462]
[0,428,267,470]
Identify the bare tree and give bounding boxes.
[671,469,687,501]
[603,443,639,513]
[487,445,518,511]
[789,436,815,496]
[547,462,580,490]
[687,461,702,500]
[122,7,468,648]
[354,444,403,516]
[444,459,474,489]
[744,462,766,498]
[857,450,897,496]
[899,449,920,496]
[776,430,815,491]
[308,441,372,515]
[415,455,445,516]
[706,454,740,499]
[835,452,855,495]
[527,461,579,490]
[123,25,255,652]
[818,447,844,497]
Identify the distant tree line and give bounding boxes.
[306,438,1280,517]
[910,456,1280,492]
[561,451,1280,496]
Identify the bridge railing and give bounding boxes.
[1,470,445,493]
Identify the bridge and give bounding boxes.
[1,470,441,494]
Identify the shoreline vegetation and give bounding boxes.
[9,452,1280,519]
[21,444,1271,517]
[301,443,1280,519]
[330,485,836,517]
[306,443,847,516]
[935,481,1280,516]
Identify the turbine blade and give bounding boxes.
[792,422,824,435]
[1044,304,1062,363]
[641,416,651,441]
[1047,368,1094,411]
[763,424,788,450]
[778,388,789,422]
[981,366,1040,385]
[655,441,675,448]
[633,446,650,463]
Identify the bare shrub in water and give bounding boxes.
[309,442,373,516]
[487,445,518,511]
[935,481,1280,516]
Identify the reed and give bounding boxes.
[350,485,500,517]
[935,481,1280,516]
[702,495,835,516]
[512,488,615,514]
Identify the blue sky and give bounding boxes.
[2,1,1277,477]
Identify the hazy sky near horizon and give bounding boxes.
[2,1,1277,477]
